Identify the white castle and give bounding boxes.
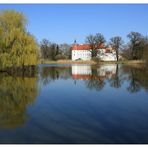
[71,42,117,61]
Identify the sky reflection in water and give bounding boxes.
[0,64,148,143]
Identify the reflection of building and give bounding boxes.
[97,65,116,79]
[71,42,117,61]
[72,64,117,81]
[72,65,92,80]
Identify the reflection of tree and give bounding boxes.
[39,65,148,93]
[88,64,148,93]
[85,78,105,91]
[126,67,148,93]
[0,74,38,128]
[40,66,71,86]
[109,65,123,89]
[85,68,105,91]
[108,65,148,93]
[135,68,148,91]
[40,67,59,85]
[127,82,140,93]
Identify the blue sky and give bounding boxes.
[0,4,148,44]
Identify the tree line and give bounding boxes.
[40,39,71,61]
[40,32,148,64]
[85,32,148,63]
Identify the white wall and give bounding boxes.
[72,49,117,61]
[97,50,117,61]
[99,53,117,61]
[72,50,91,60]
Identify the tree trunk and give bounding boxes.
[116,48,119,61]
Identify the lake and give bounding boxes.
[0,64,148,144]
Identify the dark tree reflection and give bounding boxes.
[109,64,123,89]
[0,73,38,128]
[127,68,141,93]
[0,64,147,129]
[39,64,148,93]
[40,67,60,85]
[39,66,71,86]
[126,66,148,93]
[85,68,105,91]
[85,77,105,91]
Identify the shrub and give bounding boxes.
[55,54,67,60]
[76,58,82,61]
[92,57,100,63]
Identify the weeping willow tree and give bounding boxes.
[0,10,39,71]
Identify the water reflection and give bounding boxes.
[72,64,92,79]
[37,64,148,143]
[0,73,38,128]
[125,67,148,93]
[0,64,148,143]
[108,64,123,89]
[39,66,71,86]
[39,64,148,93]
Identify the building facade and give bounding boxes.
[97,46,117,61]
[71,43,117,61]
[71,44,92,60]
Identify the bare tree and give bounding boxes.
[143,36,148,65]
[59,43,71,59]
[121,44,133,60]
[40,39,51,59]
[40,39,58,60]
[85,33,106,57]
[110,36,123,61]
[127,32,143,60]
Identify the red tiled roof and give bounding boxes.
[71,43,105,50]
[105,49,111,53]
[72,44,91,50]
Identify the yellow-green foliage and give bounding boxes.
[0,74,38,128]
[0,10,39,70]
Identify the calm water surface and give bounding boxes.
[0,64,148,144]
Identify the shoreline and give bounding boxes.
[0,60,145,74]
[39,59,145,65]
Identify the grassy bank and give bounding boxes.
[39,59,96,64]
[39,59,145,65]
